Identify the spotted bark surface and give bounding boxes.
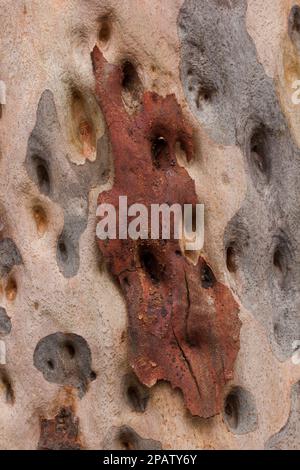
[1,0,299,451]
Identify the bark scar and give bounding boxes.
[92,45,241,417]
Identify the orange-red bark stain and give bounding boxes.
[38,406,82,450]
[92,45,241,418]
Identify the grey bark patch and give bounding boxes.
[265,382,300,449]
[223,386,258,435]
[56,215,86,279]
[0,307,11,336]
[178,0,285,146]
[33,332,96,397]
[26,89,111,278]
[179,0,300,360]
[103,425,162,450]
[0,238,22,277]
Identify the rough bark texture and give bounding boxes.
[0,0,300,450]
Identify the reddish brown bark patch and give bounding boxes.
[38,407,82,450]
[92,46,241,418]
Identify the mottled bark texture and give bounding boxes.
[0,0,299,450]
